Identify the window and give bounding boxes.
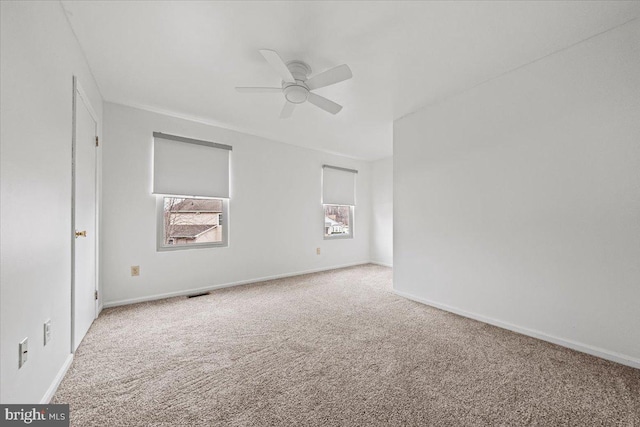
[322,165,357,239]
[324,204,353,238]
[158,197,228,249]
[152,132,231,250]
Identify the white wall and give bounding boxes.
[0,2,103,403]
[102,103,371,305]
[394,20,640,367]
[370,157,393,266]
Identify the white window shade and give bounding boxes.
[152,132,231,198]
[322,165,357,206]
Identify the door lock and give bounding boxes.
[75,230,87,238]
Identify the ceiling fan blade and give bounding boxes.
[306,64,352,90]
[307,93,343,115]
[235,87,281,93]
[259,49,295,83]
[280,101,295,119]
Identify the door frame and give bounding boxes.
[71,76,99,353]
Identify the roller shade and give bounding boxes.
[152,132,231,198]
[322,165,357,206]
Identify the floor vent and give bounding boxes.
[187,292,210,299]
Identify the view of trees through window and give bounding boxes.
[163,197,223,246]
[324,205,352,237]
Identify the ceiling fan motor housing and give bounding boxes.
[283,60,312,104]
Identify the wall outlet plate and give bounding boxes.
[131,265,140,276]
[44,320,51,346]
[19,337,28,368]
[316,248,321,255]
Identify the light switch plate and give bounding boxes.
[44,320,51,346]
[19,337,28,368]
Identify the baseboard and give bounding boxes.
[393,289,640,370]
[103,261,370,308]
[370,260,393,268]
[40,354,73,404]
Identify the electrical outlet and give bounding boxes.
[131,265,140,276]
[19,338,28,368]
[44,320,51,346]
[316,247,321,255]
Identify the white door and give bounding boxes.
[72,78,98,351]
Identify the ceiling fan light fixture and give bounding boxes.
[283,84,309,104]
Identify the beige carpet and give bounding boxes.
[53,264,639,426]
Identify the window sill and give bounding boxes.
[157,243,228,252]
[324,235,353,240]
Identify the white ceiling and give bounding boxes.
[61,1,640,160]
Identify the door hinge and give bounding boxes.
[95,136,99,147]
[95,290,98,300]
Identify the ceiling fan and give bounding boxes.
[236,49,353,118]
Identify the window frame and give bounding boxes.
[323,204,354,240]
[156,196,229,251]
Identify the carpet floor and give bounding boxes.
[53,264,639,426]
